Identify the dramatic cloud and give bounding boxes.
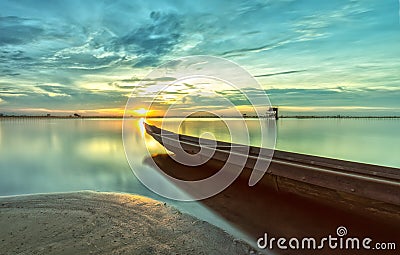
[0,16,44,45]
[118,11,182,67]
[0,0,399,115]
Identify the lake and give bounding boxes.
[1,118,399,241]
[1,117,399,195]
[147,118,400,168]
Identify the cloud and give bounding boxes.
[120,76,177,83]
[48,29,123,71]
[220,39,291,57]
[34,84,76,97]
[117,11,182,67]
[110,76,178,90]
[0,16,44,45]
[254,70,306,78]
[1,10,183,72]
[0,1,399,115]
[214,87,400,110]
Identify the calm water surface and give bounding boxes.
[1,118,399,196]
[0,118,251,242]
[152,118,400,168]
[1,118,399,241]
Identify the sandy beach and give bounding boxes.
[0,191,258,255]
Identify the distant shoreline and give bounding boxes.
[1,115,400,119]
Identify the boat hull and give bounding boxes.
[144,123,400,212]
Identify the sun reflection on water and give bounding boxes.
[138,117,145,138]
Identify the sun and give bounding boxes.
[133,108,149,116]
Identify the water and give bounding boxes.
[0,118,253,244]
[1,118,399,196]
[0,118,399,243]
[148,118,400,168]
[1,119,132,195]
[276,118,400,168]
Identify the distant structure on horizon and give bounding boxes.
[272,107,279,120]
[241,107,279,119]
[267,107,279,119]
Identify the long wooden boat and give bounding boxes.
[144,123,400,217]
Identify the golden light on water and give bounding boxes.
[136,118,169,154]
[138,117,145,137]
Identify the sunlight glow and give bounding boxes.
[138,117,145,137]
[134,108,150,116]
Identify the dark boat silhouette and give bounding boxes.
[145,123,399,210]
[144,122,400,254]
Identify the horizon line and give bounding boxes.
[1,115,400,119]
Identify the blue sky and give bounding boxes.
[0,0,399,116]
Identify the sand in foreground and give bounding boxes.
[0,191,257,255]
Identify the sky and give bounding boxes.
[0,0,399,116]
